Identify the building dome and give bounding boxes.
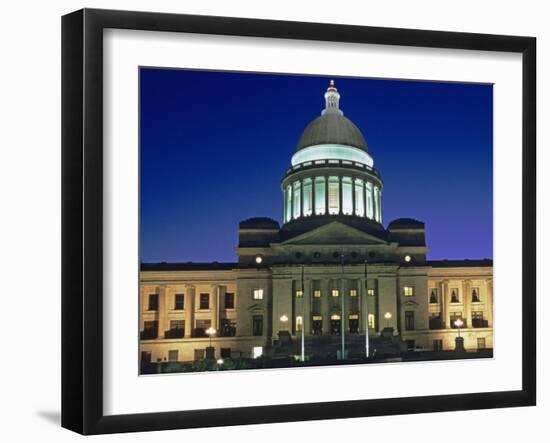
[296,112,367,152]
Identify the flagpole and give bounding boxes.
[364,259,370,359]
[301,265,305,362]
[340,253,345,360]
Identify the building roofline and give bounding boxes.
[427,259,493,268]
[141,262,238,271]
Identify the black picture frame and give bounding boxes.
[61,8,536,435]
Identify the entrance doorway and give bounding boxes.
[330,314,341,335]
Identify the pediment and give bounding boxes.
[280,221,388,246]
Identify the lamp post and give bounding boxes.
[206,327,216,347]
[340,253,346,360]
[454,318,465,352]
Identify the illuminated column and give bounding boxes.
[352,179,356,215]
[338,176,343,215]
[463,280,472,328]
[184,284,195,338]
[311,176,316,216]
[304,278,311,335]
[325,175,329,214]
[211,284,219,330]
[321,279,330,335]
[440,280,448,328]
[486,279,493,327]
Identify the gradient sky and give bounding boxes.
[140,68,493,263]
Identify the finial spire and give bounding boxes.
[322,79,343,115]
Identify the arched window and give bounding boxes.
[451,289,459,303]
[342,177,353,215]
[303,178,313,216]
[328,176,340,214]
[293,181,301,219]
[314,177,326,215]
[365,182,374,219]
[429,289,438,304]
[355,178,365,216]
[472,288,480,303]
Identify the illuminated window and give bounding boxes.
[368,313,376,329]
[403,286,414,297]
[355,179,365,216]
[314,177,326,215]
[303,178,313,216]
[365,182,374,219]
[342,176,353,215]
[477,337,486,350]
[328,176,340,214]
[331,289,339,297]
[296,316,303,332]
[293,181,301,219]
[349,289,357,297]
[253,289,264,300]
[349,314,359,334]
[331,314,341,320]
[285,185,292,222]
[313,290,321,298]
[367,288,375,296]
[295,290,303,298]
[450,312,464,328]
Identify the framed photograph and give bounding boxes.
[62,8,536,435]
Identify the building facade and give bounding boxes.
[140,81,493,365]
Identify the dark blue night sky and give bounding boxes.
[140,68,493,263]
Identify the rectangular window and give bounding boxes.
[472,311,488,328]
[403,286,414,297]
[141,320,158,340]
[349,289,357,297]
[295,290,303,298]
[174,293,184,310]
[170,320,184,330]
[368,313,376,329]
[199,293,210,309]
[328,176,340,214]
[312,315,323,335]
[365,182,374,219]
[220,348,231,358]
[450,312,464,328]
[349,314,359,334]
[313,289,321,298]
[367,288,375,296]
[477,337,486,350]
[429,288,438,303]
[224,292,235,309]
[342,176,353,215]
[253,289,264,300]
[355,178,365,216]
[194,319,211,337]
[168,350,178,362]
[194,349,205,361]
[331,289,339,297]
[220,318,236,337]
[405,311,415,330]
[303,178,313,216]
[433,339,443,351]
[293,181,301,219]
[140,351,152,363]
[314,177,326,215]
[405,339,415,351]
[252,315,263,336]
[148,293,159,311]
[166,320,185,338]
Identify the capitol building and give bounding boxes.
[140,81,493,368]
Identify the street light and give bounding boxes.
[216,358,224,365]
[206,327,216,347]
[454,318,464,337]
[384,312,392,328]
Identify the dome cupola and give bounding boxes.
[282,81,383,227]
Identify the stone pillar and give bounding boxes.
[321,279,330,335]
[352,179,356,215]
[439,280,448,328]
[463,280,472,328]
[304,278,311,335]
[338,176,343,215]
[325,175,329,215]
[185,285,195,338]
[211,284,219,330]
[158,286,169,338]
[486,279,493,327]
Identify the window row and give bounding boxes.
[284,176,382,223]
[428,312,489,329]
[146,292,237,311]
[294,288,376,298]
[428,287,482,304]
[291,313,377,335]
